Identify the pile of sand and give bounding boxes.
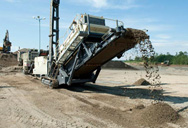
[0,53,18,67]
[133,78,151,86]
[138,103,180,126]
[102,61,137,70]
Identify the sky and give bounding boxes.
[0,0,188,56]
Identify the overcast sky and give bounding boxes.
[0,0,188,56]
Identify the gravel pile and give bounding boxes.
[133,78,151,86]
[102,61,137,70]
[138,103,180,126]
[0,53,18,67]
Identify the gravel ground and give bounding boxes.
[0,66,188,128]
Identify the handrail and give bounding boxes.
[58,14,125,54]
[60,14,124,44]
[60,14,81,42]
[104,18,124,27]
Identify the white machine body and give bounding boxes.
[33,56,48,75]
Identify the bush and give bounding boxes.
[126,51,188,65]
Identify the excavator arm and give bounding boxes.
[3,30,11,53]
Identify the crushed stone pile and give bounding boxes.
[0,53,18,67]
[102,61,137,70]
[133,78,151,86]
[138,103,180,126]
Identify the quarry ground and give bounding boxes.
[0,66,188,128]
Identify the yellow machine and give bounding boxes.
[0,47,3,51]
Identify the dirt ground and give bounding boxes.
[0,66,188,128]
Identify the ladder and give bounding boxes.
[57,32,85,64]
[48,0,60,78]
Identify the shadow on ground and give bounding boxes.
[177,106,188,113]
[60,83,188,104]
[0,86,14,89]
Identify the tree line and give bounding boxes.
[127,51,188,65]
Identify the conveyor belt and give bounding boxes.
[43,2,150,87]
[44,27,149,86]
[73,32,136,78]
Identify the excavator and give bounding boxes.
[33,0,149,88]
[0,30,12,53]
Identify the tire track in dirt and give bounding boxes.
[55,87,137,128]
[0,83,90,128]
[54,89,120,128]
[1,72,187,128]
[11,74,127,128]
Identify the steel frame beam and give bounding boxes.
[49,0,60,69]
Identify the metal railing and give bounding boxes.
[59,14,124,44]
[57,14,125,55]
[59,14,81,43]
[105,17,124,27]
